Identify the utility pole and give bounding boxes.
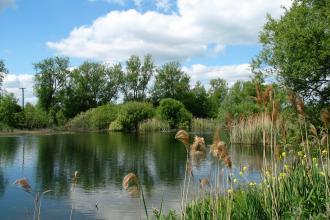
[20,88,26,110]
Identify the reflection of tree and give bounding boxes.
[0,137,20,197]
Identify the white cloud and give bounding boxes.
[48,0,291,62]
[2,74,37,105]
[0,0,15,11]
[183,63,252,88]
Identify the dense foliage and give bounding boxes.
[156,98,192,129]
[254,0,330,105]
[109,102,154,131]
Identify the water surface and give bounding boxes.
[0,132,267,219]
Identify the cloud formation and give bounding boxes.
[48,0,290,62]
[183,63,251,89]
[0,0,15,12]
[2,74,37,104]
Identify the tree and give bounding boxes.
[157,98,192,129]
[0,93,21,127]
[34,57,70,124]
[208,78,229,117]
[0,59,8,94]
[151,61,190,105]
[183,81,212,118]
[121,54,154,101]
[63,62,123,118]
[254,0,330,105]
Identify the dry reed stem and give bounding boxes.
[309,124,318,137]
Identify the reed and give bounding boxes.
[138,118,170,132]
[191,118,222,132]
[229,113,283,145]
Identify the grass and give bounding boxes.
[138,118,171,132]
[191,118,222,132]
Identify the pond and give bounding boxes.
[0,132,268,220]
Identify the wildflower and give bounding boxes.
[249,182,256,187]
[303,154,307,159]
[239,171,243,176]
[242,166,248,172]
[322,149,327,156]
[320,171,326,177]
[265,171,271,177]
[227,188,233,194]
[233,178,238,184]
[281,152,286,157]
[284,164,289,171]
[297,151,303,157]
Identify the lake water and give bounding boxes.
[0,132,267,220]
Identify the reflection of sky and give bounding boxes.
[0,133,269,220]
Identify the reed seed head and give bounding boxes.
[123,173,139,190]
[320,108,330,127]
[175,130,189,146]
[13,178,32,192]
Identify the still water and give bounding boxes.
[0,132,267,220]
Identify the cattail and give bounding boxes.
[309,124,318,137]
[175,130,189,146]
[14,178,32,192]
[254,83,263,106]
[320,108,330,127]
[199,178,210,188]
[123,173,139,190]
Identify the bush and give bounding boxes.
[0,93,21,127]
[109,102,154,131]
[156,98,192,129]
[66,103,119,131]
[21,103,50,129]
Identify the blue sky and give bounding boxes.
[0,0,290,103]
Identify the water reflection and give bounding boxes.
[0,132,269,220]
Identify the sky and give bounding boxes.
[0,0,291,104]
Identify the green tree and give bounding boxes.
[157,98,192,129]
[151,61,190,105]
[34,57,69,124]
[0,93,21,127]
[183,81,212,118]
[121,55,154,101]
[0,59,8,94]
[254,0,330,104]
[63,62,123,118]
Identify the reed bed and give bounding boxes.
[138,118,171,132]
[229,113,284,145]
[191,118,222,132]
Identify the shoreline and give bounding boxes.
[0,129,74,137]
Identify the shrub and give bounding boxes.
[109,102,154,131]
[66,103,119,131]
[156,98,192,129]
[21,103,50,129]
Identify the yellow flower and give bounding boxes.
[242,166,248,172]
[239,171,243,176]
[227,188,233,194]
[233,178,238,184]
[249,182,256,187]
[281,152,286,157]
[322,149,327,156]
[297,151,303,157]
[303,154,307,159]
[320,171,326,177]
[284,164,289,171]
[265,171,270,177]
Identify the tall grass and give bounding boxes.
[138,118,171,132]
[191,118,221,132]
[229,113,284,145]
